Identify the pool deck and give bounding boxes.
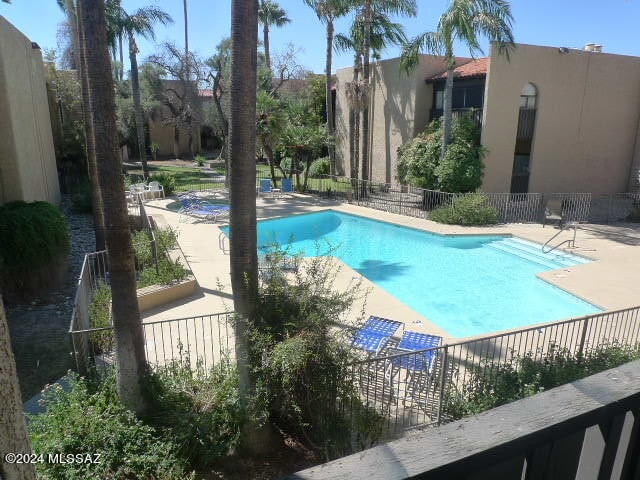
[143,193,640,343]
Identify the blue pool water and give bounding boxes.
[222,210,600,337]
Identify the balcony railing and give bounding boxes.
[287,359,640,480]
[429,107,483,129]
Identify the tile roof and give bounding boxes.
[428,58,489,81]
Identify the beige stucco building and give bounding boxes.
[0,16,60,205]
[334,43,640,194]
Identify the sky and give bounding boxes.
[2,0,640,74]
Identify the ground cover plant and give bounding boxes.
[430,193,499,225]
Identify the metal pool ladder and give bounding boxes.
[218,231,229,254]
[542,223,577,254]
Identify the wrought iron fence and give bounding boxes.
[69,312,235,375]
[347,305,640,436]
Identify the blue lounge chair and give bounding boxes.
[259,178,274,196]
[384,331,443,402]
[352,316,403,356]
[178,193,230,223]
[281,178,293,194]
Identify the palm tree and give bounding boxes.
[303,0,352,176]
[77,0,147,414]
[357,0,416,183]
[183,0,189,59]
[0,294,37,480]
[335,10,409,181]
[113,5,173,178]
[258,0,290,71]
[256,91,286,187]
[401,0,514,157]
[57,0,106,251]
[229,0,259,423]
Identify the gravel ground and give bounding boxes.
[6,195,95,400]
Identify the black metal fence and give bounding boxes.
[347,305,640,436]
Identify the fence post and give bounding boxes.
[436,345,449,425]
[577,316,590,360]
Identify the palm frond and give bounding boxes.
[399,31,442,73]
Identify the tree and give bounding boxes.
[148,43,205,159]
[401,0,514,157]
[229,0,259,443]
[183,0,189,59]
[114,4,173,178]
[0,294,37,480]
[304,0,352,176]
[335,8,410,180]
[256,91,286,187]
[77,0,147,414]
[258,0,290,72]
[206,38,231,184]
[356,0,416,183]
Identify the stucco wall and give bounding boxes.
[335,55,472,183]
[0,16,60,205]
[482,43,640,194]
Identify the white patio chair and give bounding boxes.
[146,181,165,199]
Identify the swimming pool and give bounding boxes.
[222,210,600,337]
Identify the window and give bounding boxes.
[520,83,537,109]
[435,90,443,109]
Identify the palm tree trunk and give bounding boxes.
[77,0,106,251]
[442,63,455,159]
[78,0,147,414]
[64,0,79,70]
[230,0,259,433]
[264,144,278,188]
[325,19,336,175]
[0,295,37,480]
[361,0,371,184]
[129,34,148,179]
[173,127,180,159]
[263,23,271,71]
[118,33,124,81]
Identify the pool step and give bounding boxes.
[487,238,586,270]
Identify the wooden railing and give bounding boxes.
[287,359,640,480]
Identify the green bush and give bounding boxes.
[150,172,177,196]
[145,356,244,468]
[194,155,206,167]
[626,207,640,222]
[0,202,70,298]
[88,282,113,353]
[430,193,499,225]
[308,157,330,177]
[397,115,485,193]
[251,247,385,457]
[132,227,189,288]
[444,343,640,421]
[29,374,192,480]
[137,258,189,288]
[70,180,93,214]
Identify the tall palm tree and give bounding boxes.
[78,0,147,414]
[303,0,352,176]
[401,0,514,157]
[335,10,409,180]
[357,0,416,183]
[113,5,173,178]
[0,294,37,480]
[258,0,290,71]
[230,0,259,417]
[57,0,106,251]
[183,0,189,59]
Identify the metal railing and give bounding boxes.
[308,175,601,224]
[345,305,640,436]
[69,312,235,374]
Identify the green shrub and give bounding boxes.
[626,207,640,222]
[0,202,70,298]
[29,374,192,480]
[444,343,640,421]
[145,356,244,468]
[308,157,330,177]
[251,247,385,457]
[150,172,177,196]
[131,227,189,288]
[430,193,499,225]
[396,115,484,193]
[70,180,93,214]
[194,155,206,167]
[88,282,113,353]
[137,258,189,288]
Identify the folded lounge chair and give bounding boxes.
[178,192,230,223]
